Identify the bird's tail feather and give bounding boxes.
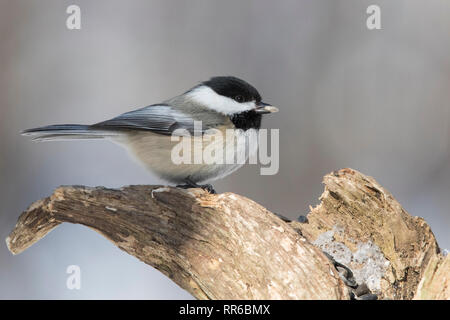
[21,124,119,141]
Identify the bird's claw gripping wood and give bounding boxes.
[177,179,217,194]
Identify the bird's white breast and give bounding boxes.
[113,127,259,184]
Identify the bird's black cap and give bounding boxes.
[202,76,262,103]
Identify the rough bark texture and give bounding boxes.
[6,168,449,299]
[290,168,448,300]
[413,253,449,300]
[5,185,348,299]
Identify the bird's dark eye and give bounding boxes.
[235,95,244,102]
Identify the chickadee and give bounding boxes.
[23,76,278,193]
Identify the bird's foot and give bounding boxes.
[176,180,216,194]
[197,184,216,194]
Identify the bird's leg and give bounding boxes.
[177,178,216,194]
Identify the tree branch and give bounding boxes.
[6,169,448,299]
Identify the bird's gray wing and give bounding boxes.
[91,104,205,136]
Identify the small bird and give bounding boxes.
[22,76,278,193]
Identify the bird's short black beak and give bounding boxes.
[254,102,279,114]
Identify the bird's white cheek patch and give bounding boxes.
[187,85,255,115]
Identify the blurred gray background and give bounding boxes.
[0,0,449,299]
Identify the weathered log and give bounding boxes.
[5,168,448,299]
[5,185,348,299]
[290,168,448,300]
